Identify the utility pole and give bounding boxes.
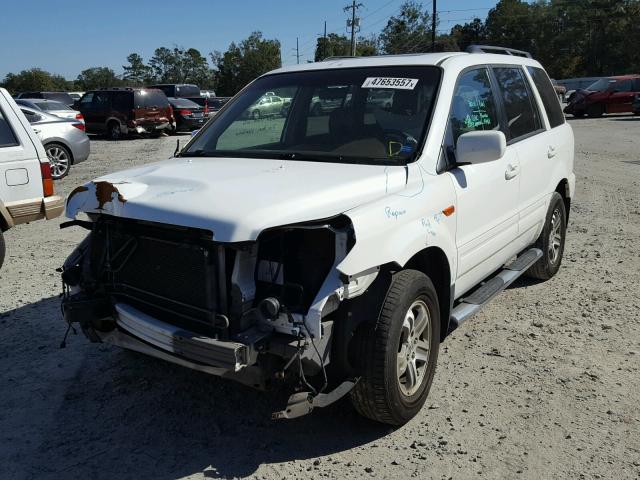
[431,0,437,52]
[295,37,300,64]
[323,21,327,60]
[344,1,363,56]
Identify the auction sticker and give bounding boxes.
[362,77,419,89]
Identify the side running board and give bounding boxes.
[449,248,542,332]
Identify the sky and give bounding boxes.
[0,0,497,80]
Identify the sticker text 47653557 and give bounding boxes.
[361,77,419,90]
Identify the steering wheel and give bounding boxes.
[383,129,418,157]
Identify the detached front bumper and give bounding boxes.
[3,195,64,226]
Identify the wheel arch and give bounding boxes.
[403,246,452,342]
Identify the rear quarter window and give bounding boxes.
[0,107,19,147]
[527,66,565,129]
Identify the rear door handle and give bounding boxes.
[505,163,519,180]
[547,146,557,158]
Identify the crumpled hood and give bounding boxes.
[66,156,408,242]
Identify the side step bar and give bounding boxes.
[449,248,542,332]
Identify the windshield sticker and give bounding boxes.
[464,97,493,129]
[362,77,419,90]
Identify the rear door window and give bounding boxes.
[0,107,19,147]
[20,109,42,124]
[112,92,132,111]
[79,92,94,106]
[527,66,565,129]
[493,67,543,141]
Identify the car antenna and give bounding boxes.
[173,138,180,157]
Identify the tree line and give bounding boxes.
[2,0,639,97]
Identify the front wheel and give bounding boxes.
[45,143,71,179]
[350,269,440,425]
[526,192,567,280]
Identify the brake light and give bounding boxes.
[179,109,193,116]
[40,161,54,196]
[75,113,84,121]
[72,123,85,131]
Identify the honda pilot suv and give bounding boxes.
[61,46,575,425]
[75,88,173,140]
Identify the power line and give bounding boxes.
[344,1,364,56]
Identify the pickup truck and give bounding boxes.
[0,88,64,270]
[61,47,575,425]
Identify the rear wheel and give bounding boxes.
[107,121,122,140]
[587,104,604,117]
[45,143,71,180]
[350,269,440,425]
[526,192,567,280]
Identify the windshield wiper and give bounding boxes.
[180,149,225,158]
[278,151,345,162]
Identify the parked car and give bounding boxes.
[15,91,76,109]
[61,47,575,426]
[75,88,173,140]
[20,106,90,179]
[206,97,232,116]
[200,89,216,98]
[68,91,85,102]
[167,97,206,132]
[148,84,208,110]
[15,99,85,124]
[563,75,640,117]
[244,94,287,119]
[0,88,63,270]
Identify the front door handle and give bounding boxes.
[547,146,557,158]
[505,163,519,180]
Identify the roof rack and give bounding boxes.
[466,45,532,58]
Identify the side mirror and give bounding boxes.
[456,130,506,165]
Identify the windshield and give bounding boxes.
[185,66,441,164]
[586,78,615,92]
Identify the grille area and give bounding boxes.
[91,217,223,333]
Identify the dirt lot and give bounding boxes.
[1,116,639,480]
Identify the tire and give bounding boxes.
[252,110,261,120]
[107,121,122,140]
[587,104,604,118]
[526,192,567,280]
[0,230,5,271]
[45,143,71,180]
[350,269,440,425]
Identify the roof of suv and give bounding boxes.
[269,51,542,76]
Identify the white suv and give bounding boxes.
[0,88,64,270]
[61,46,575,425]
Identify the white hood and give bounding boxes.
[66,156,409,242]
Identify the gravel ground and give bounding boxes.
[0,117,639,480]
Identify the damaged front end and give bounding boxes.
[61,210,372,418]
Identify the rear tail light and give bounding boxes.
[204,99,209,115]
[40,161,54,196]
[179,109,193,116]
[75,113,84,121]
[72,122,85,131]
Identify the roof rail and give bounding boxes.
[466,45,532,58]
[322,56,357,61]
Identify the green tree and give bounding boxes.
[76,67,121,90]
[314,33,350,61]
[122,53,153,85]
[450,18,486,51]
[148,46,214,86]
[379,1,434,54]
[0,68,70,94]
[211,31,281,96]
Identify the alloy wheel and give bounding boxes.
[46,146,70,179]
[548,208,562,264]
[397,299,431,397]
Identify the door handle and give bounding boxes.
[33,129,41,134]
[547,146,557,158]
[505,163,519,180]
